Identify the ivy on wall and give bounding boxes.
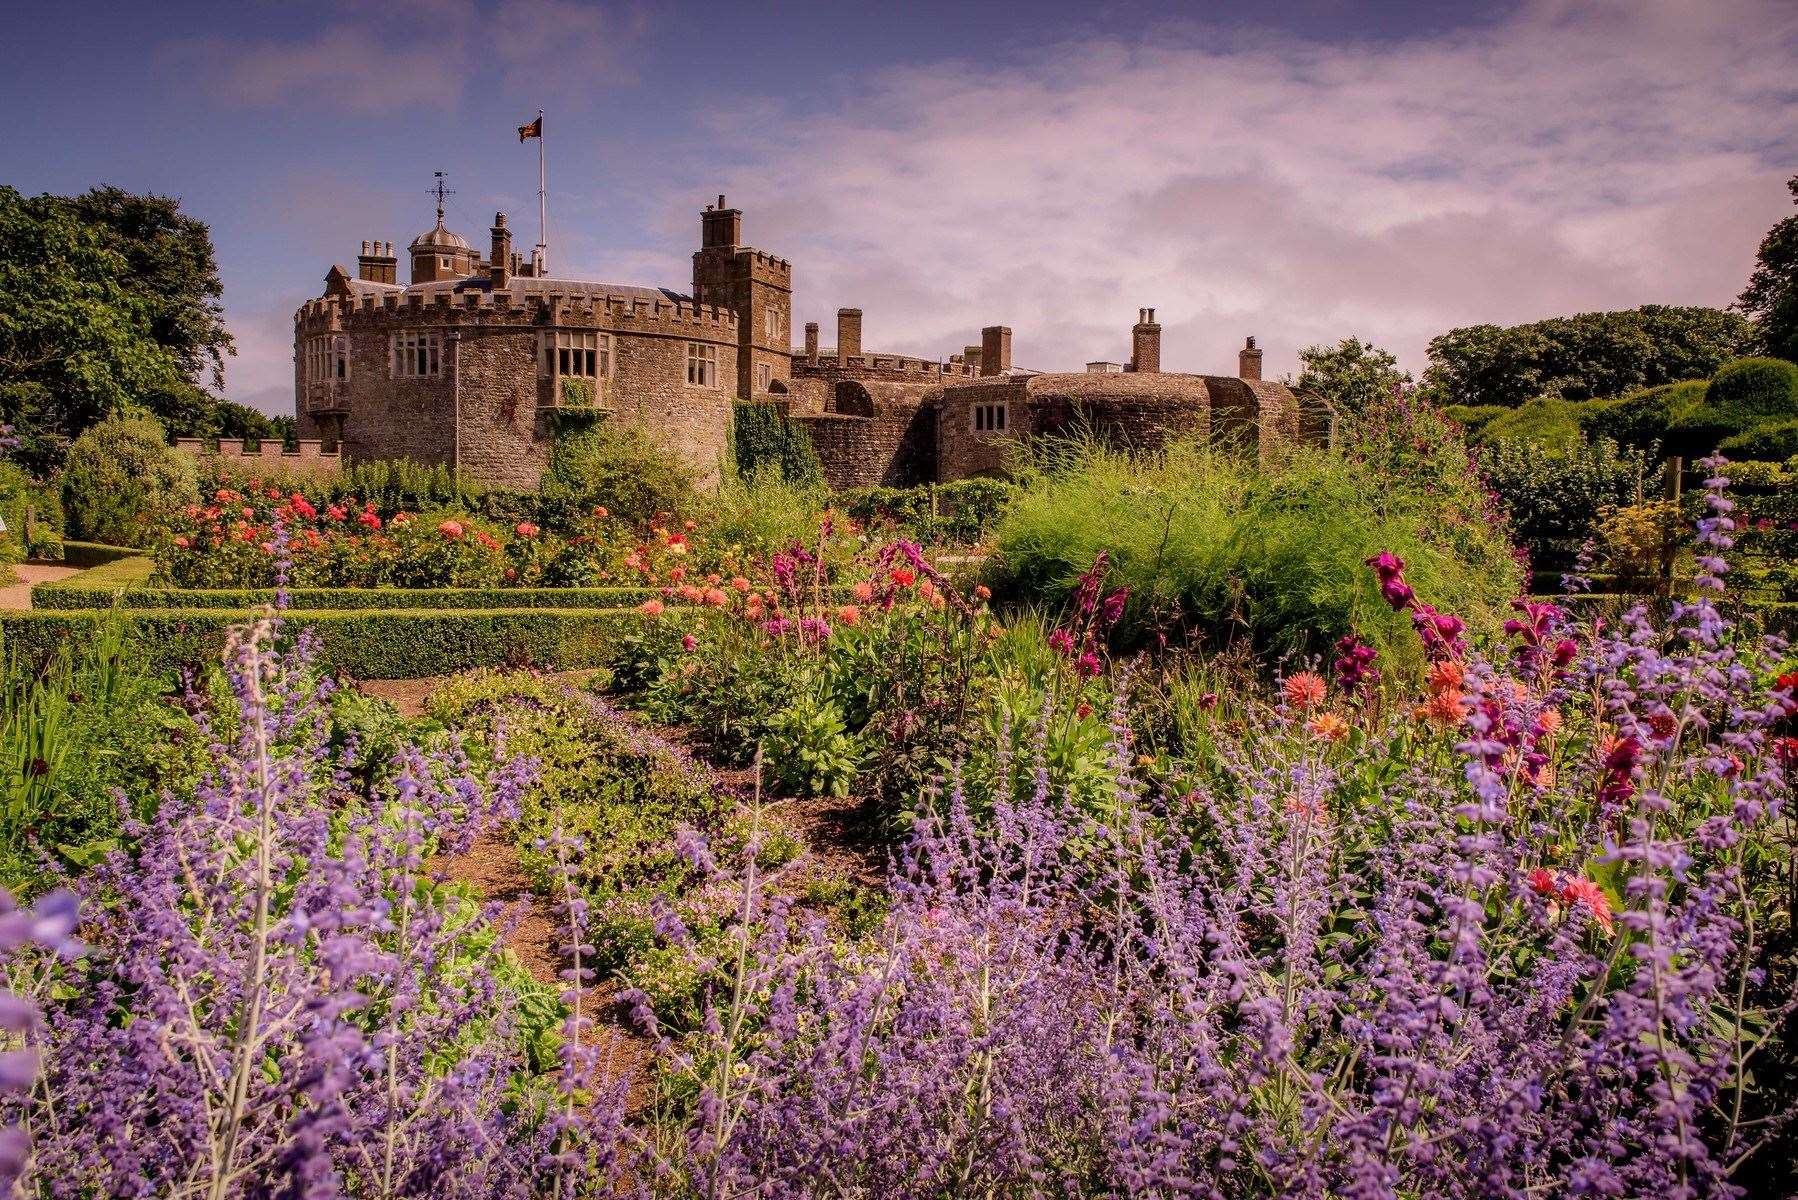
[732,402,823,486]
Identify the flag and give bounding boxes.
[518,114,542,142]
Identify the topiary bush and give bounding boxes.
[1705,357,1798,423]
[1475,397,1585,451]
[1578,380,1706,453]
[1720,417,1798,462]
[1442,404,1510,441]
[59,414,196,547]
[1476,436,1657,564]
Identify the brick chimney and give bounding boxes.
[836,308,862,363]
[804,321,819,363]
[1239,335,1263,380]
[488,213,511,289]
[980,326,1012,376]
[701,194,742,249]
[963,344,983,373]
[1129,308,1161,374]
[356,239,397,285]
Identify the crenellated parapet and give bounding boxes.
[294,288,740,344]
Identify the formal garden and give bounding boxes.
[2,179,1798,1197]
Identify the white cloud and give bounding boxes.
[666,0,1798,379]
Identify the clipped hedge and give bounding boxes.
[57,540,148,568]
[0,606,655,679]
[33,576,665,612]
[841,478,1018,544]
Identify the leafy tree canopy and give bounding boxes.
[1737,175,1798,362]
[1292,336,1411,416]
[1421,305,1754,409]
[0,185,235,473]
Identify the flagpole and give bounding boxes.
[535,109,547,274]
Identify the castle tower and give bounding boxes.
[691,194,792,396]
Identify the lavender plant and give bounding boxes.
[625,460,1793,1197]
[5,616,629,1198]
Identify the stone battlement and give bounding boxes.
[296,288,739,340]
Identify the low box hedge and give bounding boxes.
[0,606,667,679]
[56,540,148,568]
[33,575,663,612]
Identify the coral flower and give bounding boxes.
[1306,712,1350,743]
[837,604,861,626]
[438,520,464,539]
[1559,876,1616,934]
[515,521,539,538]
[1426,659,1464,694]
[1282,671,1326,710]
[172,535,191,549]
[668,565,687,583]
[1423,689,1467,727]
[730,576,751,592]
[703,587,729,608]
[974,584,992,601]
[639,599,664,617]
[1536,709,1563,738]
[593,505,609,518]
[327,504,348,522]
[853,580,876,602]
[1527,867,1558,896]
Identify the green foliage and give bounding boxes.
[33,574,660,611]
[1423,305,1754,409]
[1293,336,1411,416]
[1737,174,1798,362]
[1704,357,1798,424]
[1475,397,1587,451]
[1442,404,1510,440]
[543,421,700,524]
[559,376,597,408]
[704,466,831,559]
[840,479,1018,545]
[60,415,197,547]
[0,616,203,894]
[1720,418,1798,462]
[766,688,862,798]
[1476,437,1656,562]
[732,402,823,486]
[0,606,655,680]
[1577,380,1705,453]
[989,431,1522,676]
[0,186,235,471]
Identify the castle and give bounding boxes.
[290,193,1309,490]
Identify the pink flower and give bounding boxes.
[853,580,876,602]
[837,604,861,626]
[681,633,698,652]
[1048,629,1075,655]
[593,505,609,519]
[730,576,751,592]
[1526,867,1558,897]
[1559,876,1615,934]
[515,521,539,538]
[1282,671,1327,710]
[1076,652,1101,677]
[437,520,464,539]
[639,599,665,617]
[702,587,729,608]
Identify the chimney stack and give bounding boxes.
[1130,307,1161,374]
[357,238,397,284]
[980,326,1012,376]
[701,194,743,249]
[836,308,862,363]
[804,321,820,363]
[1239,335,1263,381]
[489,213,512,289]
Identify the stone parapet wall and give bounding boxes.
[174,438,343,476]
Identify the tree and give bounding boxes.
[1293,336,1412,415]
[1421,306,1753,408]
[1737,174,1798,362]
[59,414,197,547]
[0,186,236,473]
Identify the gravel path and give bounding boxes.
[0,563,79,610]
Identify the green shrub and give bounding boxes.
[841,479,1018,544]
[732,402,823,486]
[32,574,659,612]
[1705,357,1798,423]
[60,415,197,547]
[1720,418,1798,462]
[766,688,861,798]
[1578,381,1706,453]
[1476,437,1657,563]
[1476,397,1586,451]
[1442,405,1510,441]
[704,466,831,557]
[0,607,656,680]
[988,437,1522,675]
[541,421,700,523]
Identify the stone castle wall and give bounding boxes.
[174,438,343,476]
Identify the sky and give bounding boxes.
[2,0,1794,415]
